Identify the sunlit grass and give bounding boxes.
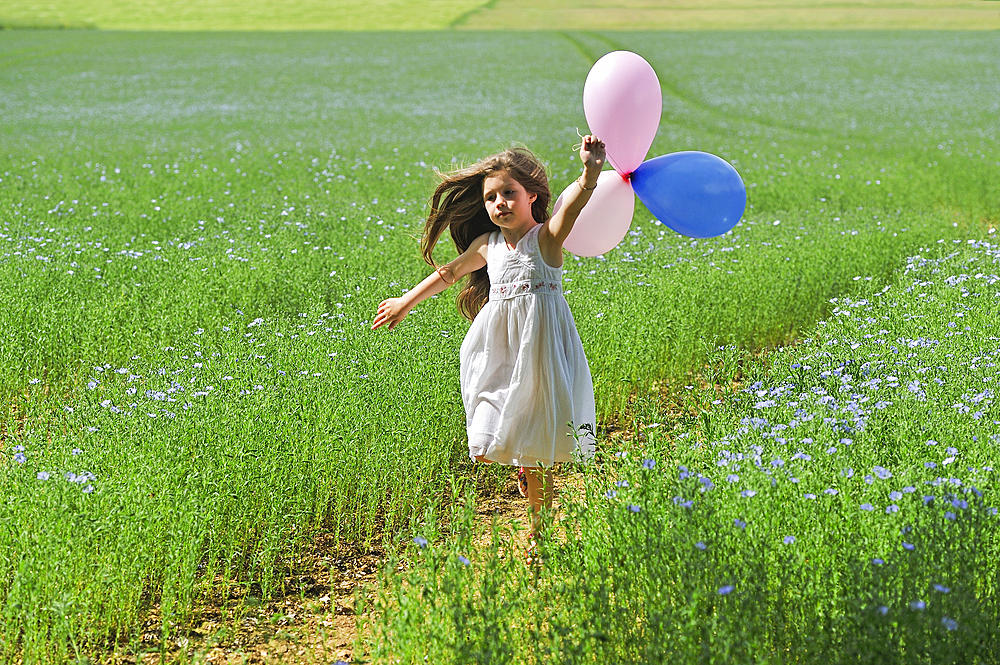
[0,0,484,30]
[2,0,998,30]
[459,0,1000,31]
[375,239,1000,662]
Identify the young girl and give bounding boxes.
[372,136,606,550]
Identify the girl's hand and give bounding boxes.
[579,134,606,178]
[372,297,411,331]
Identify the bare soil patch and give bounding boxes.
[102,474,530,664]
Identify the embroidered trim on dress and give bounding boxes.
[489,279,562,301]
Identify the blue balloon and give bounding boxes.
[630,151,746,238]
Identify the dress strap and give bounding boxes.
[521,223,541,253]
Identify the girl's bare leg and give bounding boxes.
[524,467,554,539]
[474,457,551,538]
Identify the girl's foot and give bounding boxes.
[525,536,541,568]
[517,467,528,497]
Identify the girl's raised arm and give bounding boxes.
[539,135,606,262]
[371,232,490,331]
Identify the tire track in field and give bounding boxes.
[0,32,146,71]
[560,30,712,118]
[449,0,499,28]
[0,45,74,70]
[558,30,829,143]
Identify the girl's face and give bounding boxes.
[483,171,537,229]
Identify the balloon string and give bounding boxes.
[605,151,624,177]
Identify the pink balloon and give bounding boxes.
[583,51,662,176]
[555,171,635,257]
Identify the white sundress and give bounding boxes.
[460,223,596,467]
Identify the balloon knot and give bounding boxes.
[623,172,633,182]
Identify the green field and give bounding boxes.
[2,0,999,30]
[1,27,999,662]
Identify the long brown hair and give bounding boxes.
[421,146,551,320]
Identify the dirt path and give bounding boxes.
[105,474,530,665]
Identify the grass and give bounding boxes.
[0,0,486,31]
[376,239,1000,662]
[1,0,999,31]
[0,27,998,661]
[458,0,1000,31]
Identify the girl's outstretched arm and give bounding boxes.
[371,232,489,331]
[540,135,606,261]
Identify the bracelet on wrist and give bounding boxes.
[577,175,597,191]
